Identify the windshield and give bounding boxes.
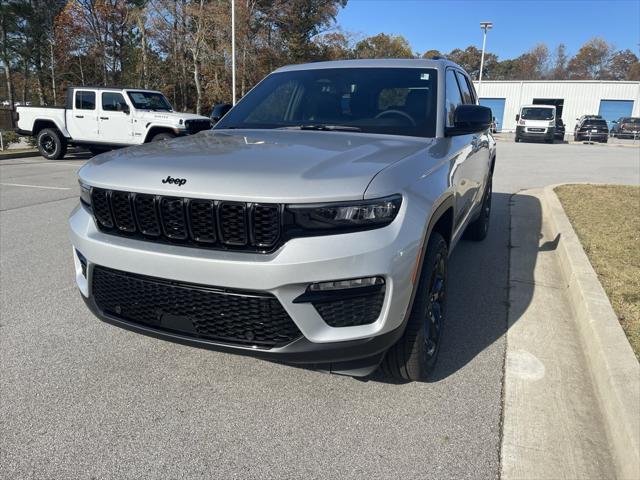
[623,117,640,124]
[216,68,438,138]
[126,91,173,111]
[521,107,554,120]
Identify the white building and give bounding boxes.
[472,80,640,132]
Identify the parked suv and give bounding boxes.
[610,117,640,139]
[574,115,609,142]
[69,59,495,380]
[15,87,211,159]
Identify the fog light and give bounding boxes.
[308,276,384,292]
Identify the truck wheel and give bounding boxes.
[514,136,519,143]
[381,232,448,381]
[464,176,492,241]
[37,128,67,160]
[151,132,175,142]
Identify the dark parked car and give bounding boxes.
[574,116,609,143]
[554,118,565,140]
[610,117,640,138]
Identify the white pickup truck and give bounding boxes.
[15,87,212,159]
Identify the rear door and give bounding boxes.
[99,91,133,144]
[67,89,99,141]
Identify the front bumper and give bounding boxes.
[516,126,555,140]
[69,197,423,365]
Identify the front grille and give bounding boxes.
[92,266,303,348]
[91,188,281,252]
[313,288,385,328]
[185,119,212,134]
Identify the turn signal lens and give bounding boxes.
[79,181,92,208]
[309,276,385,291]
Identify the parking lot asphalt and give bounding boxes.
[1,141,638,479]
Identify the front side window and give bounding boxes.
[455,71,474,104]
[75,91,96,110]
[126,91,173,111]
[445,70,463,127]
[521,107,554,120]
[102,92,128,112]
[216,68,438,138]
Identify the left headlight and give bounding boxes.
[287,195,402,232]
[79,181,92,209]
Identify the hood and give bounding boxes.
[137,110,209,124]
[79,129,431,203]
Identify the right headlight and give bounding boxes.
[287,195,402,233]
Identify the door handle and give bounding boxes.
[75,115,84,118]
[100,117,109,120]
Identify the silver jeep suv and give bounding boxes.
[69,59,495,380]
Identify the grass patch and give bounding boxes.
[556,184,640,358]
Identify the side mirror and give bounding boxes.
[611,120,618,124]
[446,105,492,136]
[211,103,232,123]
[515,114,520,121]
[122,104,130,115]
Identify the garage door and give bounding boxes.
[479,98,505,132]
[598,100,634,129]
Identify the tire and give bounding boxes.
[600,138,608,143]
[545,138,554,144]
[37,128,67,160]
[381,232,448,381]
[151,132,176,142]
[464,175,492,241]
[514,135,519,143]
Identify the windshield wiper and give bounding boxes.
[283,124,362,132]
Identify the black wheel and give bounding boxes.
[37,128,67,160]
[545,138,554,144]
[381,232,448,381]
[151,132,176,142]
[465,176,492,241]
[514,136,520,143]
[600,138,608,143]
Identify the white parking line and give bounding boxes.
[0,182,71,190]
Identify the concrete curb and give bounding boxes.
[0,150,39,160]
[543,185,640,479]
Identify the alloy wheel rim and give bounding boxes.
[424,253,445,360]
[41,134,56,154]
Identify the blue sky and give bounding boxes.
[336,0,640,59]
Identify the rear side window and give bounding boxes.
[102,92,128,112]
[455,71,474,104]
[75,91,96,110]
[445,70,463,127]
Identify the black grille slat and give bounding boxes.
[91,188,114,228]
[134,194,161,236]
[91,189,281,252]
[253,205,280,247]
[160,197,188,240]
[189,200,217,243]
[111,191,136,232]
[219,202,248,246]
[92,266,302,348]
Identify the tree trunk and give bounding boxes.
[193,56,201,115]
[22,60,28,104]
[139,17,148,89]
[0,15,14,108]
[79,56,85,84]
[49,41,56,104]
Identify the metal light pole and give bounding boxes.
[477,21,493,100]
[231,0,236,105]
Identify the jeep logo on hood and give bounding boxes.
[162,175,187,186]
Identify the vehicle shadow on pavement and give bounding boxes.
[368,192,543,384]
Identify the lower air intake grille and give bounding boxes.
[313,288,385,328]
[92,266,303,348]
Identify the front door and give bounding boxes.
[99,91,133,144]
